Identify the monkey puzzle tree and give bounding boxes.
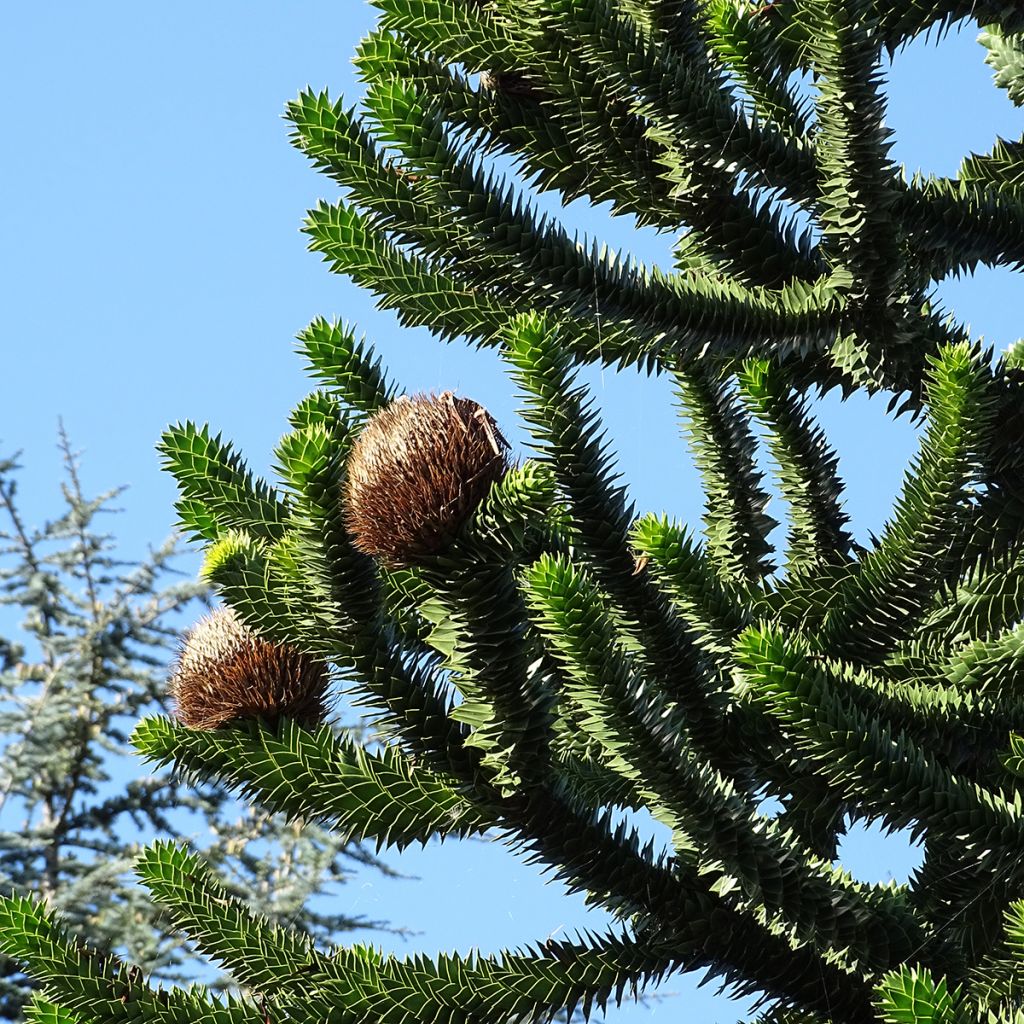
[0,435,396,1021]
[7,2,1024,1023]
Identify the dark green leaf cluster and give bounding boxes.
[10,4,1024,1024]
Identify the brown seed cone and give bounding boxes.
[479,69,546,100]
[344,392,511,567]
[169,608,329,731]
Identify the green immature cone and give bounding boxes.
[343,392,511,567]
[169,607,329,731]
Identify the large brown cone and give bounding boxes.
[344,392,511,567]
[169,608,328,731]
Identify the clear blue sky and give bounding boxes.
[4,5,1024,1021]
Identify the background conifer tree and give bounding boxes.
[0,431,397,1021]
[8,3,1024,1024]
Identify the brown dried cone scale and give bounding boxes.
[344,392,511,567]
[169,607,329,730]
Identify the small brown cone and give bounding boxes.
[479,69,546,100]
[169,608,328,731]
[344,392,511,567]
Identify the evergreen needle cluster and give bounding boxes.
[7,3,1024,1024]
